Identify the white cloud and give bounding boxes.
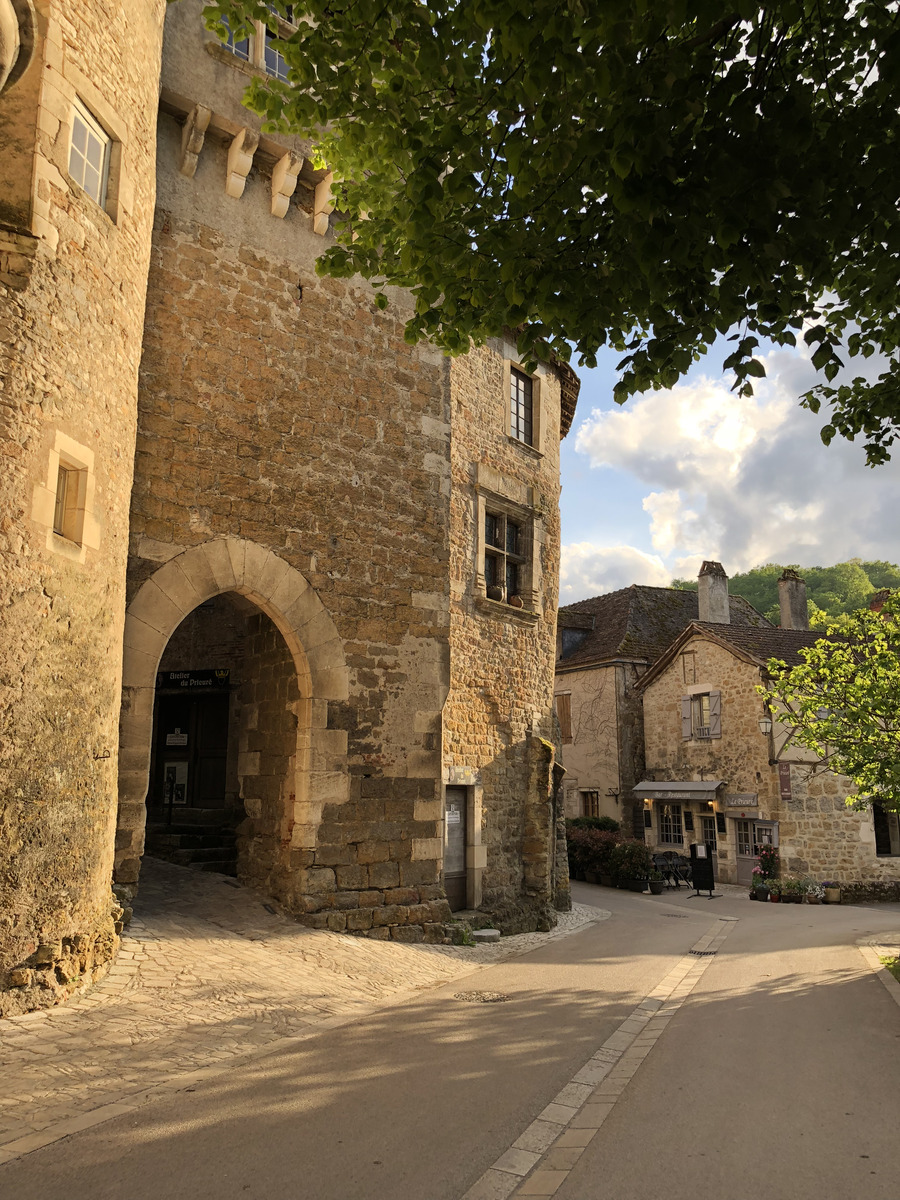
[560,542,671,599]
[571,344,900,580]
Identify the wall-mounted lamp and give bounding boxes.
[758,715,773,736]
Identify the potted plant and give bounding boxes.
[609,839,653,892]
[750,866,770,902]
[648,870,665,896]
[766,878,782,902]
[804,879,825,904]
[822,880,842,904]
[781,876,802,903]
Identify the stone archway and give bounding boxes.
[114,538,348,897]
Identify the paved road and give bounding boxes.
[3,877,900,1200]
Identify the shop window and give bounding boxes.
[658,803,683,845]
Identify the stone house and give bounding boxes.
[563,561,900,891]
[0,0,576,1015]
[554,563,769,838]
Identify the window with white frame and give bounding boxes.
[658,803,684,845]
[218,5,295,79]
[68,100,111,208]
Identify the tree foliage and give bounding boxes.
[207,1,900,463]
[671,559,900,623]
[761,595,900,810]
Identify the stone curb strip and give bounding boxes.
[858,932,900,1011]
[460,917,738,1200]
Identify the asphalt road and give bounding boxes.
[4,884,900,1200]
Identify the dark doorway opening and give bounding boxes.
[444,785,468,911]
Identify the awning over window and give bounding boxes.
[633,780,723,801]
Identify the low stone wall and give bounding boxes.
[839,880,900,904]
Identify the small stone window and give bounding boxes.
[31,432,100,563]
[52,461,86,544]
[68,99,111,208]
[217,5,295,79]
[581,790,601,819]
[510,368,533,445]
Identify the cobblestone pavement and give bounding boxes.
[0,860,606,1160]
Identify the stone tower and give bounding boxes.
[0,0,577,1015]
[0,0,167,1014]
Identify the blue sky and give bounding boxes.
[558,339,900,603]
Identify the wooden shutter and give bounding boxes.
[681,696,692,739]
[555,693,572,743]
[709,690,722,738]
[716,811,726,834]
[684,810,694,832]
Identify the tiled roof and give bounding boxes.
[556,585,771,669]
[690,622,823,668]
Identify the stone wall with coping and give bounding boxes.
[0,1,166,1016]
[443,339,569,932]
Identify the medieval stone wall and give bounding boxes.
[0,1,165,1015]
[122,45,453,938]
[443,340,568,931]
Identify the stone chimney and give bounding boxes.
[697,561,730,624]
[778,569,809,630]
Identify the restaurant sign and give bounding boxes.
[726,793,759,808]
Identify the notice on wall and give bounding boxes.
[446,807,461,824]
[779,763,792,799]
[165,730,188,746]
[157,669,230,689]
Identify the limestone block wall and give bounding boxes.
[443,340,568,932]
[0,1,165,1015]
[120,18,454,939]
[775,765,900,887]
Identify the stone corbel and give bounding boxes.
[179,104,211,178]
[312,171,334,235]
[271,150,303,218]
[225,127,259,199]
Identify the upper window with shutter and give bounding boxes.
[555,693,573,743]
[681,691,722,740]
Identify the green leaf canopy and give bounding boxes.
[207,1,900,463]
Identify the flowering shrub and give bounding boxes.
[756,843,780,880]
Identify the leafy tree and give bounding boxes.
[207,1,900,464]
[761,595,900,810]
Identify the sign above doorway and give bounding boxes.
[157,669,230,689]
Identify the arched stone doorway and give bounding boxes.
[115,539,348,903]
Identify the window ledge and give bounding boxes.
[507,435,543,460]
[474,595,540,624]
